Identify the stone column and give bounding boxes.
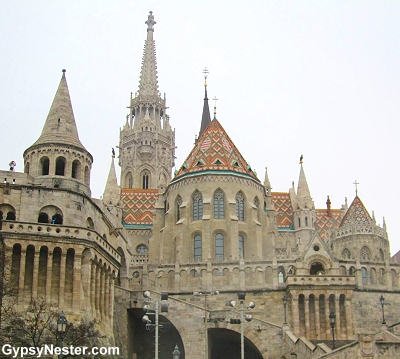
[99,267,105,319]
[104,272,110,319]
[18,247,26,304]
[345,297,354,340]
[335,296,341,339]
[90,262,96,314]
[46,249,53,303]
[31,250,40,299]
[315,295,321,340]
[109,276,115,324]
[304,296,310,338]
[325,298,331,339]
[73,253,81,311]
[291,293,299,336]
[95,265,100,318]
[58,251,66,309]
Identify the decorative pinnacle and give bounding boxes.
[146,11,156,31]
[212,96,218,118]
[203,67,209,87]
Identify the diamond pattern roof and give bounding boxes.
[272,192,294,229]
[316,209,343,239]
[174,119,259,181]
[122,189,158,225]
[339,196,372,227]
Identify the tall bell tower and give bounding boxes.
[119,11,175,193]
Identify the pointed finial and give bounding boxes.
[383,216,387,230]
[299,154,303,164]
[146,11,156,31]
[111,148,115,158]
[353,180,359,196]
[62,69,66,77]
[326,195,331,217]
[203,67,209,87]
[212,96,218,118]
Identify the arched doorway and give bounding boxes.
[209,328,263,359]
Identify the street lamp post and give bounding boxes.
[142,291,169,359]
[380,295,386,325]
[329,312,336,350]
[57,312,67,359]
[229,293,255,359]
[282,295,288,325]
[193,290,219,359]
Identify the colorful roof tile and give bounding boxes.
[122,189,158,225]
[272,192,294,229]
[174,119,259,181]
[339,196,372,227]
[316,209,343,239]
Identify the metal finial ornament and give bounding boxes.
[212,96,218,117]
[353,180,359,196]
[299,154,303,164]
[203,67,209,86]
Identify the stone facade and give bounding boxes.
[2,10,400,359]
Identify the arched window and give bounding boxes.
[194,235,202,262]
[238,235,244,258]
[349,266,355,275]
[142,171,149,189]
[176,195,182,221]
[215,233,224,261]
[55,157,66,176]
[86,217,94,229]
[298,217,301,227]
[84,166,90,186]
[342,248,351,259]
[38,212,49,223]
[71,160,81,179]
[52,213,63,225]
[193,191,203,221]
[362,267,368,284]
[305,217,308,226]
[236,192,245,221]
[41,157,50,175]
[25,162,30,174]
[360,246,371,261]
[310,262,325,275]
[214,189,224,219]
[6,211,15,220]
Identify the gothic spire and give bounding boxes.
[297,164,313,209]
[264,167,271,195]
[199,67,211,137]
[31,69,85,150]
[138,11,159,98]
[103,157,120,206]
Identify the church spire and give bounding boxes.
[199,67,211,137]
[103,156,120,206]
[297,164,313,209]
[138,11,159,98]
[31,69,85,150]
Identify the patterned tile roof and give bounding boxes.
[339,196,372,227]
[174,119,259,181]
[272,192,294,229]
[121,188,158,225]
[316,209,343,239]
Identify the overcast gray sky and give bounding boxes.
[1,1,399,254]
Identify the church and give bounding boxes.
[1,11,400,359]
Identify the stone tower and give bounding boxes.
[119,11,175,194]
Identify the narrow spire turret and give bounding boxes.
[297,164,313,209]
[199,67,211,137]
[103,157,120,206]
[264,167,271,195]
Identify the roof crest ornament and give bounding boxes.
[212,96,218,119]
[146,11,156,32]
[353,180,359,196]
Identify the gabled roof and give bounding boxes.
[174,119,259,181]
[122,188,158,225]
[339,196,372,227]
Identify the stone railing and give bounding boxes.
[131,254,149,264]
[336,224,386,239]
[286,275,356,286]
[1,220,121,262]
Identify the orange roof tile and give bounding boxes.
[339,196,372,227]
[121,188,158,225]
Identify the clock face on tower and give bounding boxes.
[137,245,148,255]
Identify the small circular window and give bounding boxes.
[313,245,320,252]
[137,245,148,254]
[133,271,140,278]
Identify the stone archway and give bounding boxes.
[209,328,263,359]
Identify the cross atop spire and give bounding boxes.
[353,180,359,196]
[212,96,218,119]
[199,68,212,137]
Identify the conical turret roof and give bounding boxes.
[174,119,259,181]
[30,69,86,151]
[199,86,211,137]
[296,164,314,209]
[339,196,372,227]
[103,157,120,205]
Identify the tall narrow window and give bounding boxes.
[362,267,368,284]
[194,235,202,262]
[193,191,203,221]
[41,157,49,175]
[238,235,244,258]
[176,196,182,221]
[236,192,245,221]
[305,217,308,226]
[360,246,371,261]
[142,172,149,189]
[55,157,66,176]
[214,189,224,219]
[215,233,224,261]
